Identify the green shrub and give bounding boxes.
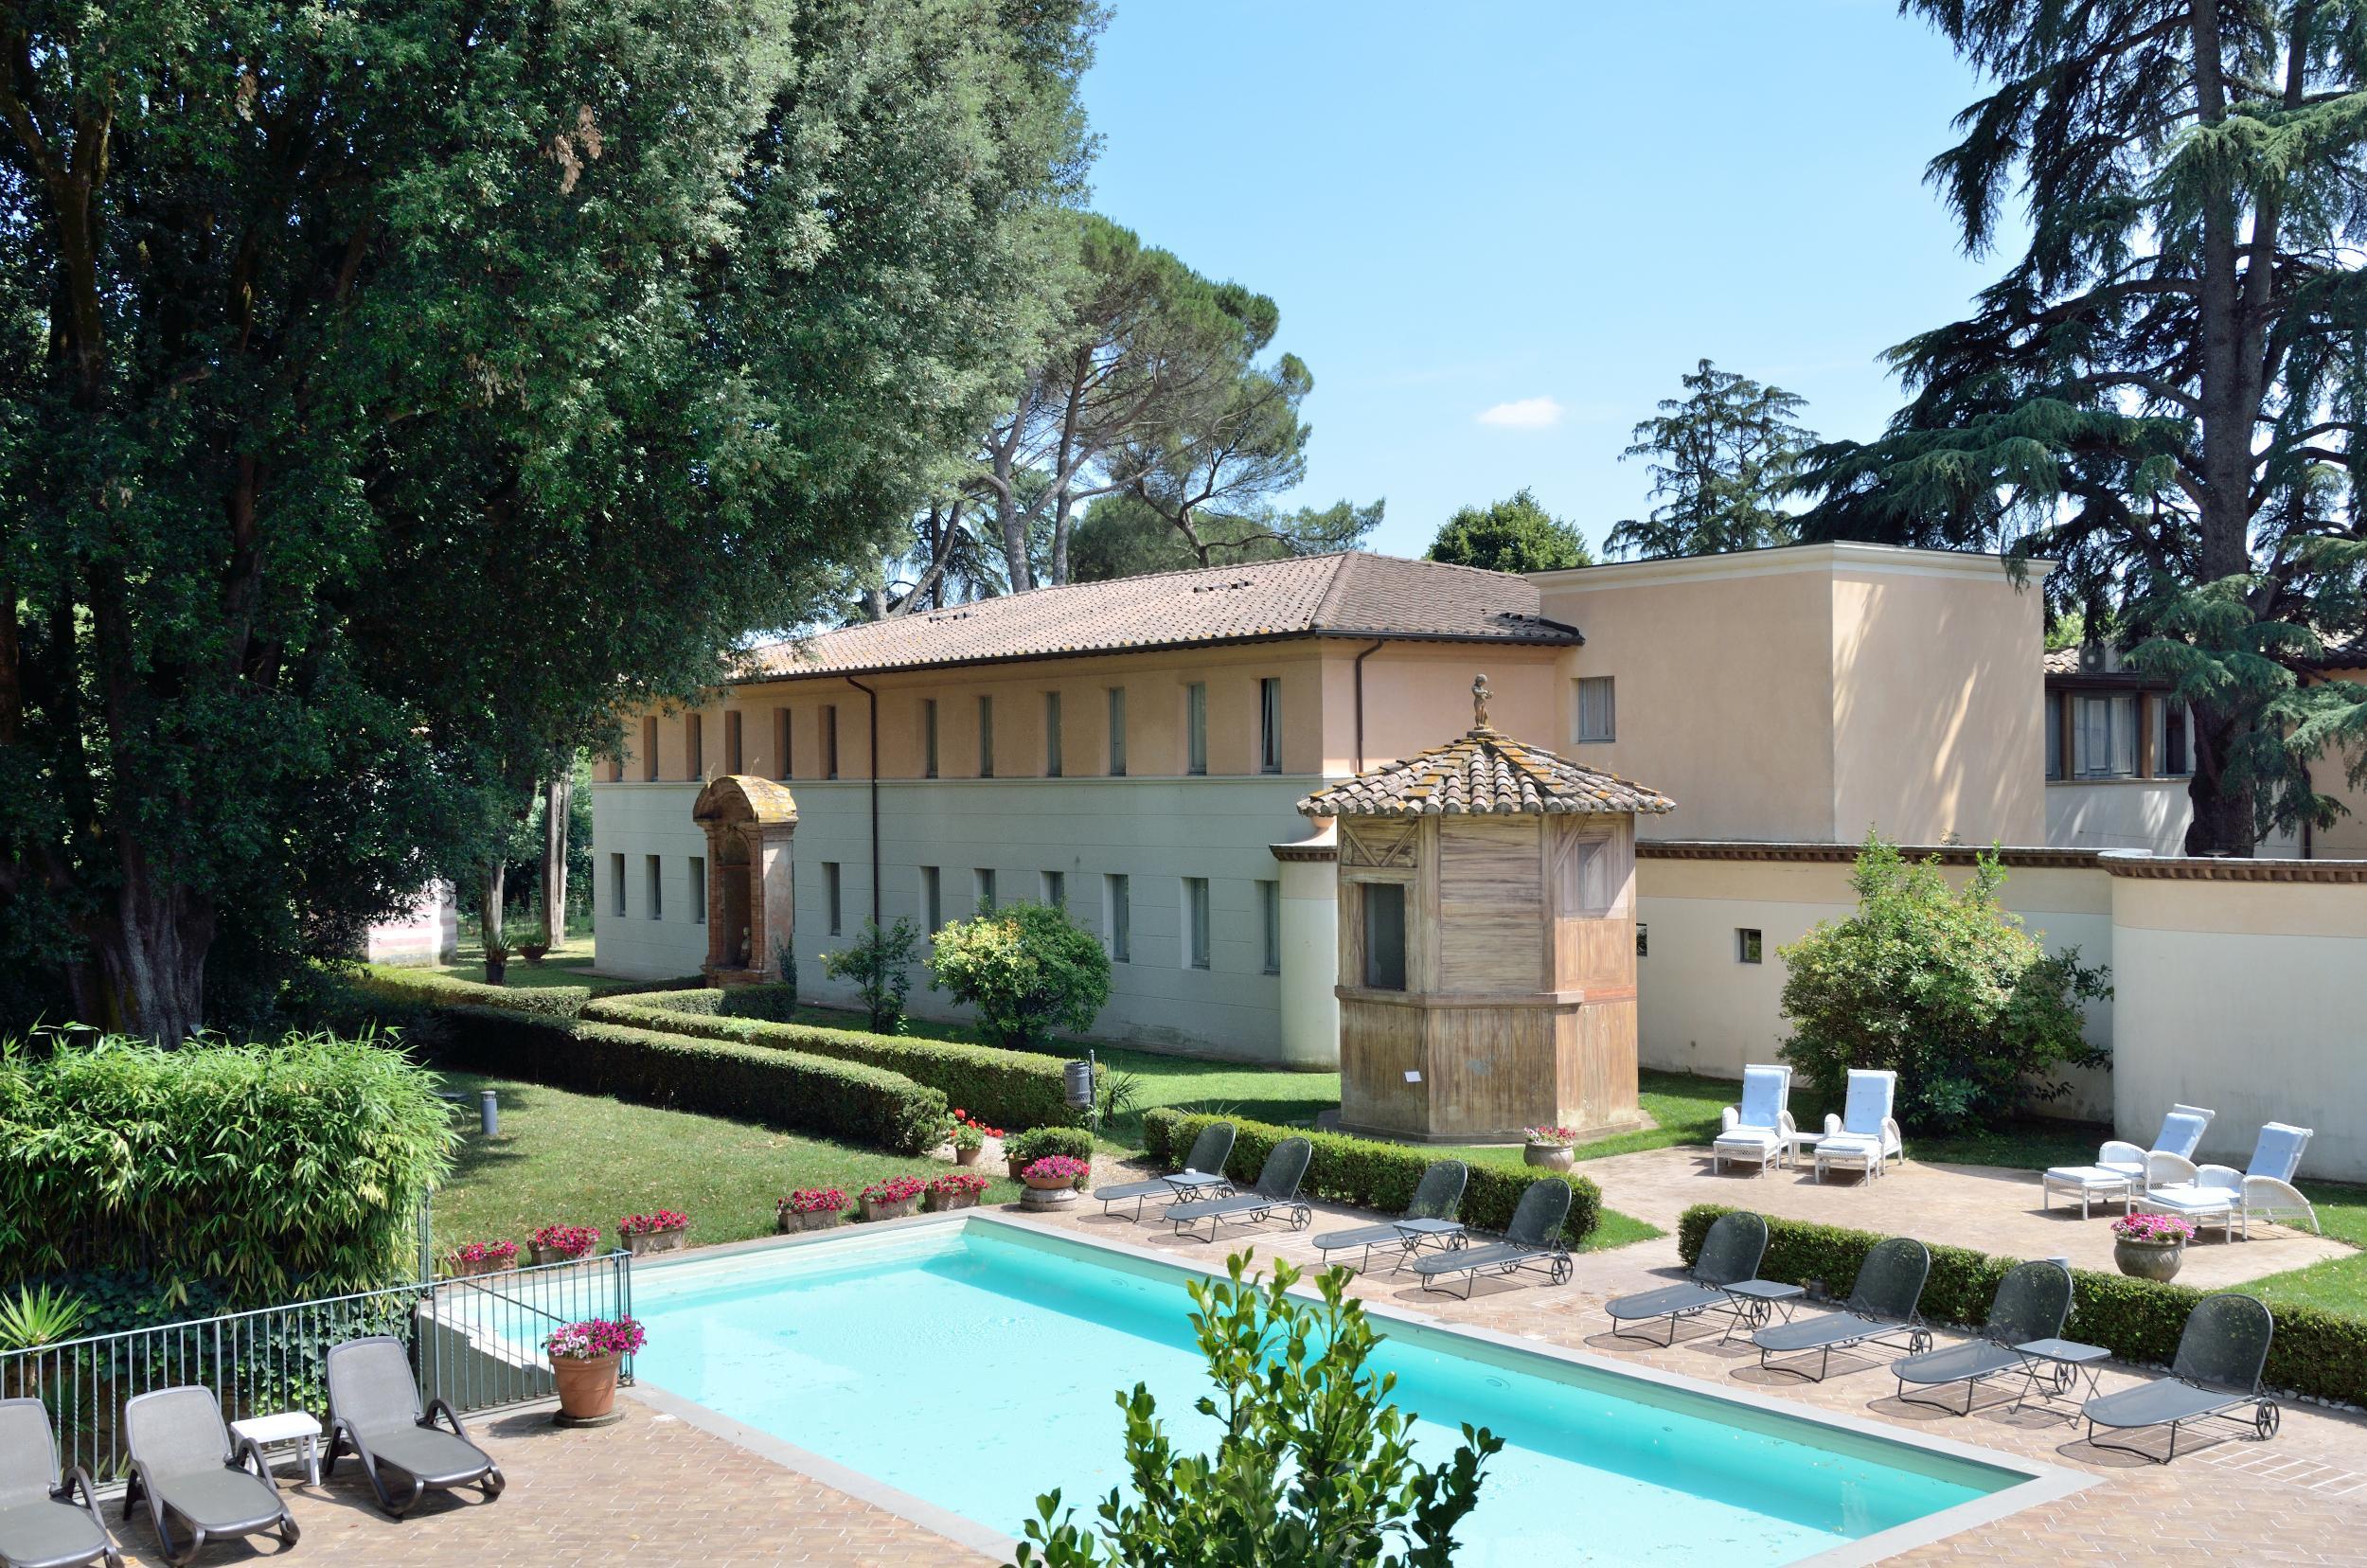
[1145,1111,1601,1250]
[0,1029,455,1305]
[1007,1126,1095,1163]
[579,995,1085,1130]
[625,988,728,1017]
[350,964,591,1020]
[436,1007,946,1154]
[1778,834,2110,1131]
[720,983,801,1023]
[1676,1204,2367,1407]
[820,918,921,1032]
[926,900,1111,1050]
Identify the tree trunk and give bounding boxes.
[480,857,507,983]
[2183,699,2257,855]
[540,765,571,950]
[72,841,216,1044]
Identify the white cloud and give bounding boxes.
[1474,396,1565,430]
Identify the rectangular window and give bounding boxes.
[824,704,840,779]
[1105,874,1131,963]
[774,708,792,780]
[921,865,942,934]
[922,699,939,778]
[1044,691,1063,777]
[1575,676,1616,742]
[1041,869,1065,910]
[642,716,660,781]
[1185,683,1208,775]
[974,867,997,912]
[2073,693,2138,778]
[611,853,626,918]
[646,855,663,920]
[2156,696,2194,777]
[1107,686,1128,776]
[1737,928,1763,965]
[823,862,842,936]
[2044,690,2064,780]
[1258,880,1281,975]
[1361,882,1407,990]
[1636,922,1649,958]
[1258,678,1283,774]
[685,713,703,778]
[688,857,707,925]
[977,695,995,777]
[607,757,623,784]
[724,711,743,774]
[1183,878,1211,970]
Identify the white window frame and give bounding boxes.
[1575,676,1615,743]
[2073,692,2139,778]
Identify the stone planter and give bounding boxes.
[925,1188,982,1213]
[1523,1144,1575,1172]
[2114,1238,2185,1282]
[550,1353,620,1422]
[861,1193,921,1222]
[444,1252,517,1279]
[1020,1184,1077,1212]
[624,1227,687,1257]
[483,955,507,986]
[531,1244,597,1266]
[777,1206,843,1234]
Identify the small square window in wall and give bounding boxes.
[611,853,626,918]
[1575,676,1615,742]
[1636,922,1648,958]
[1736,928,1763,965]
[646,855,664,920]
[824,862,842,936]
[688,856,707,925]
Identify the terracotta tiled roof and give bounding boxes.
[2041,646,2080,675]
[1298,725,1674,819]
[742,553,1580,680]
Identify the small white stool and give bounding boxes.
[231,1410,325,1485]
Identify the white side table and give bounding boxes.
[232,1411,325,1485]
[1779,1131,1824,1170]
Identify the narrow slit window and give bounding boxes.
[643,716,660,781]
[1361,882,1407,990]
[977,695,995,777]
[1258,880,1281,974]
[1185,683,1207,775]
[921,866,942,934]
[1258,678,1282,773]
[824,862,842,936]
[824,704,840,779]
[646,855,664,920]
[1107,687,1128,776]
[611,853,626,918]
[1184,878,1211,970]
[688,857,706,925]
[1105,874,1131,963]
[1044,691,1063,777]
[922,699,938,778]
[774,708,792,780]
[724,710,743,775]
[685,713,703,778]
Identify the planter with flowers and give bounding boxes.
[444,1239,520,1279]
[1021,1154,1091,1211]
[861,1175,926,1222]
[950,1110,1000,1168]
[1522,1126,1579,1172]
[545,1316,645,1425]
[2112,1211,2195,1282]
[1006,1126,1095,1185]
[779,1188,848,1234]
[618,1210,689,1256]
[925,1172,991,1213]
[530,1223,601,1264]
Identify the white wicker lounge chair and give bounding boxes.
[1813,1069,1903,1182]
[2135,1124,2318,1240]
[1711,1066,1794,1177]
[2042,1103,2213,1217]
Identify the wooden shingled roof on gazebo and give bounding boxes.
[1298,676,1674,820]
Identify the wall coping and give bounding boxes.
[1638,839,2367,882]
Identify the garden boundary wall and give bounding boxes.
[1635,844,2367,1182]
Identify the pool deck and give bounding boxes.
[108,1155,2367,1566]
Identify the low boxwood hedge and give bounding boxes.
[351,965,590,1020]
[431,1006,946,1155]
[1144,1109,1601,1250]
[1677,1204,2367,1408]
[581,994,1083,1130]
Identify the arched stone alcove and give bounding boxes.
[690,775,798,984]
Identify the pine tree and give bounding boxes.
[1605,360,1817,560]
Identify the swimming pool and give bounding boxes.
[631,1217,2080,1565]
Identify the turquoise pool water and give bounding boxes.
[632,1221,2028,1564]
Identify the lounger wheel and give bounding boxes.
[279,1515,300,1549]
[1288,1204,1311,1232]
[2256,1400,2281,1441]
[483,1463,507,1500]
[1908,1328,1933,1355]
[1548,1256,1572,1286]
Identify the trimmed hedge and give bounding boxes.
[1145,1109,1601,1250]
[581,993,1084,1130]
[352,964,590,1020]
[1677,1204,2367,1408]
[434,1006,947,1155]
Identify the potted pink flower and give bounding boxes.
[2112,1211,2196,1281]
[925,1172,991,1212]
[1522,1126,1579,1172]
[1020,1154,1090,1211]
[778,1188,848,1234]
[544,1316,645,1422]
[860,1175,927,1221]
[617,1209,689,1256]
[530,1223,601,1264]
[444,1239,520,1279]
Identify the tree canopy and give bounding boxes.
[1791,2,2367,854]
[1070,494,1380,581]
[0,0,1098,1037]
[1605,360,1817,560]
[1426,490,1593,574]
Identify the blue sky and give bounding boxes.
[1075,2,2015,561]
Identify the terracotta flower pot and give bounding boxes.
[2115,1238,2185,1282]
[1006,1154,1029,1181]
[1523,1144,1575,1172]
[954,1144,983,1167]
[551,1353,620,1420]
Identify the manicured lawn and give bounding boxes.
[435,933,670,994]
[2227,1183,2367,1315]
[426,1070,1014,1256]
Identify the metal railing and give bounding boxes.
[0,1252,632,1482]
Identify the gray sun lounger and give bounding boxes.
[1411,1180,1573,1299]
[1606,1211,1775,1346]
[1166,1137,1313,1243]
[0,1399,120,1568]
[1753,1236,1932,1381]
[1097,1122,1237,1221]
[2085,1293,2280,1462]
[121,1386,297,1567]
[326,1336,505,1517]
[1890,1258,2073,1416]
[1311,1160,1469,1274]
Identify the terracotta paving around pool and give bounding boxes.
[109,1154,2367,1566]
